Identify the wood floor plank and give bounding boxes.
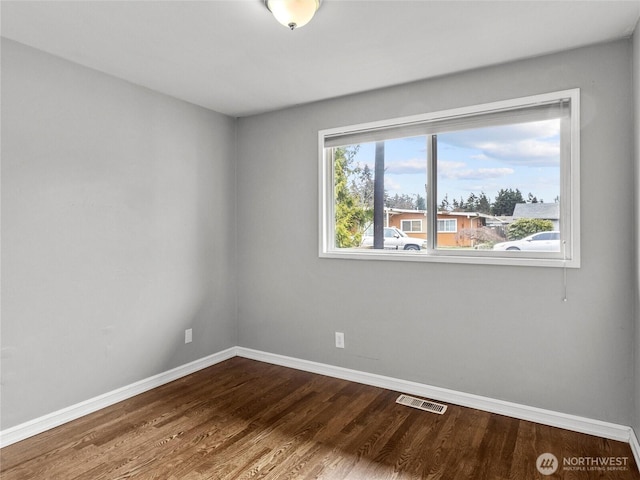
[1,357,638,479]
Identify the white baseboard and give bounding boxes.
[0,347,236,448]
[235,347,635,444]
[1,344,637,470]
[631,429,640,473]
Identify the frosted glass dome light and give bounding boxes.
[265,0,321,30]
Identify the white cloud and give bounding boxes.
[438,160,514,180]
[439,119,561,167]
[477,139,559,165]
[385,158,425,175]
[384,177,403,193]
[475,167,516,178]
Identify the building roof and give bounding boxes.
[512,203,560,220]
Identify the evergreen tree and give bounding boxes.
[439,194,451,212]
[386,193,416,209]
[351,163,374,210]
[476,192,491,214]
[334,147,369,247]
[491,188,524,216]
[465,193,478,212]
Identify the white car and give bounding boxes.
[361,227,426,251]
[493,231,560,252]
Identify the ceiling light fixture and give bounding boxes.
[265,0,321,30]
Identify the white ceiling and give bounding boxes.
[2,0,639,117]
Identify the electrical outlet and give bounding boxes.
[185,328,192,344]
[335,332,345,349]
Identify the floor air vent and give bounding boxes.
[396,394,447,414]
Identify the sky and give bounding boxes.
[350,118,561,208]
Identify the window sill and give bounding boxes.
[320,248,580,268]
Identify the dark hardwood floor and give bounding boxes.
[1,357,638,479]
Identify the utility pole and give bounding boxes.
[374,141,385,249]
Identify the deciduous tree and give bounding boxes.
[507,218,553,240]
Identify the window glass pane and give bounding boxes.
[401,220,422,232]
[437,219,457,233]
[332,136,427,252]
[435,119,561,252]
[322,89,578,266]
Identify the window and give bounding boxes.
[319,89,580,267]
[535,232,559,241]
[437,219,457,233]
[401,220,423,232]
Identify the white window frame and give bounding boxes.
[401,219,423,232]
[437,219,457,233]
[319,89,580,268]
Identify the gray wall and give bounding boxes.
[2,36,638,434]
[634,25,640,435]
[1,39,238,429]
[237,40,636,426]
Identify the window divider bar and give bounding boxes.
[427,134,438,252]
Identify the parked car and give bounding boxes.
[492,231,560,252]
[361,227,426,251]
